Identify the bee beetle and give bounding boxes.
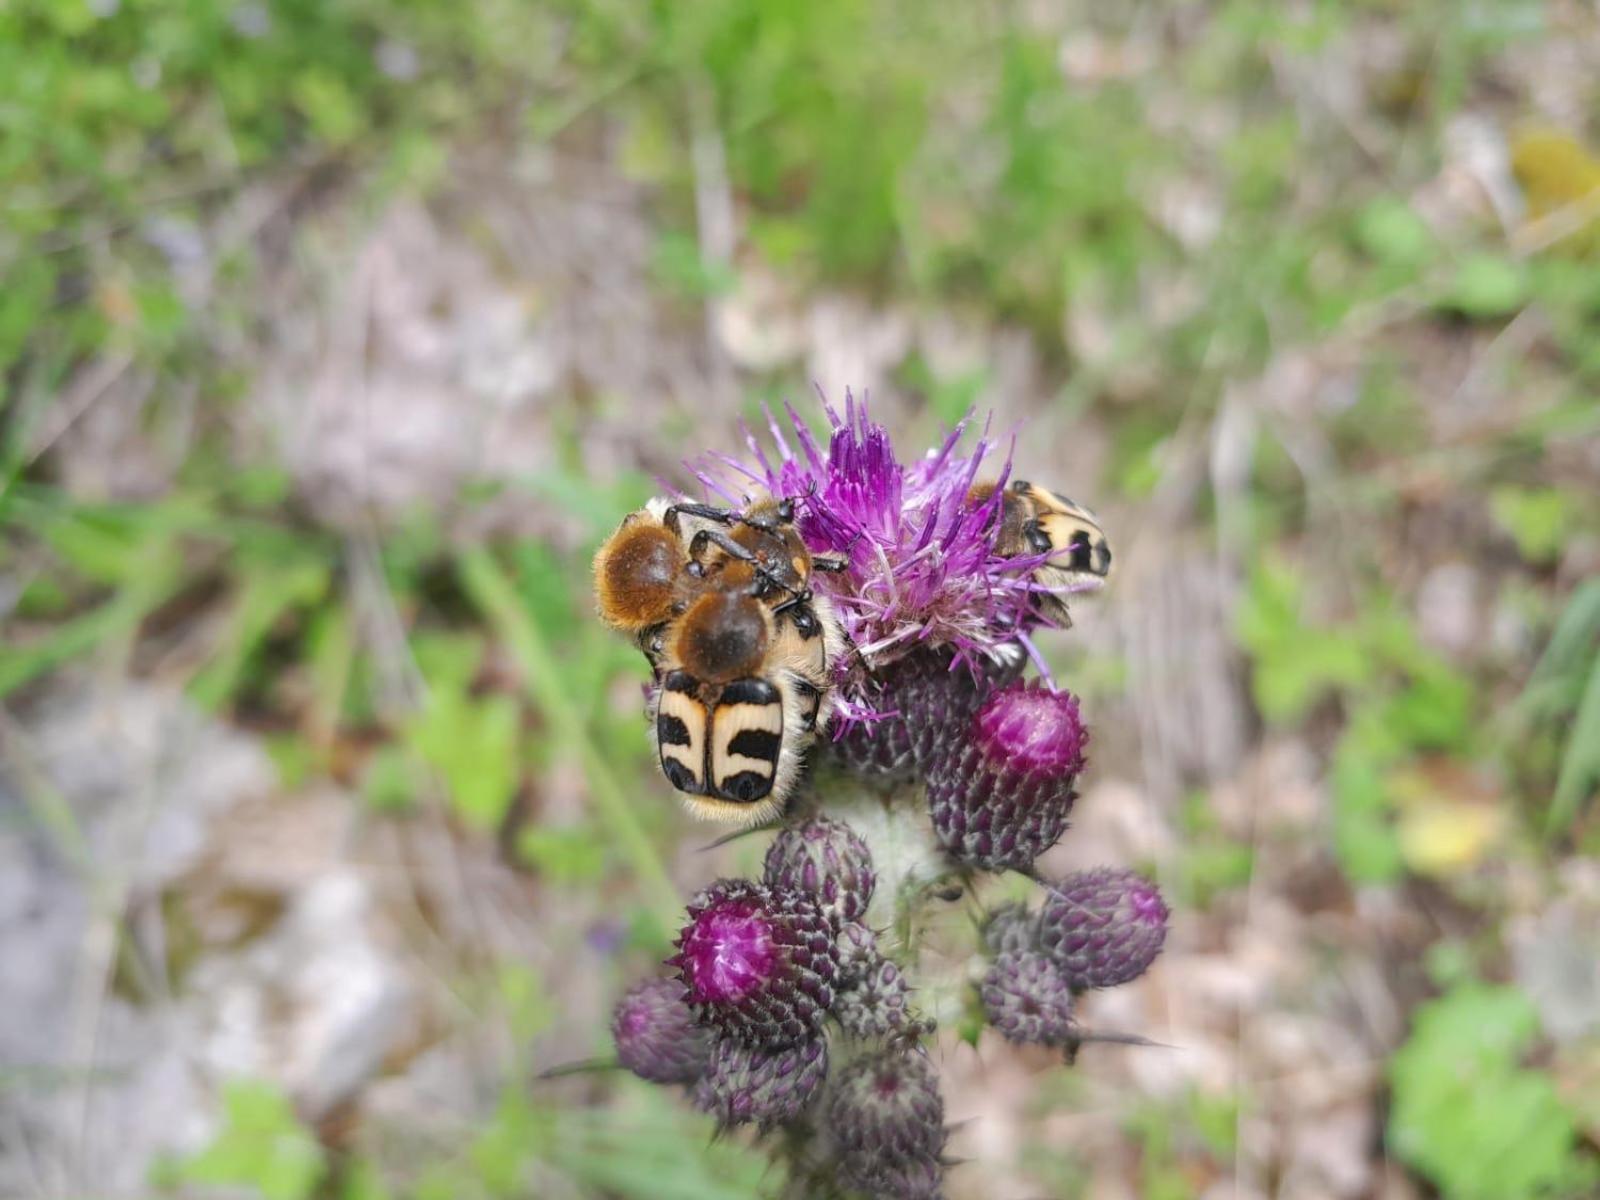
[651,585,844,825]
[592,496,846,644]
[969,478,1114,625]
[593,494,847,824]
[676,495,849,603]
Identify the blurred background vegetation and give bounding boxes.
[2,1,1599,1197]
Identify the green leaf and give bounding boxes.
[470,1087,554,1197]
[1389,984,1591,1200]
[651,231,737,299]
[361,745,418,814]
[1489,486,1574,565]
[189,558,330,711]
[1441,254,1529,319]
[517,824,606,883]
[1237,558,1374,724]
[174,1080,324,1200]
[552,1083,773,1200]
[1356,197,1435,268]
[458,547,679,924]
[291,68,366,144]
[1549,651,1600,834]
[408,689,520,831]
[0,551,185,698]
[1331,734,1405,884]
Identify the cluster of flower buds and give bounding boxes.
[603,400,1169,1198]
[613,816,948,1187]
[978,868,1168,1051]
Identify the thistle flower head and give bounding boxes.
[763,815,876,926]
[692,394,1050,714]
[669,879,841,1048]
[829,1048,948,1198]
[834,955,922,1040]
[928,681,1086,872]
[836,920,881,979]
[1038,868,1169,990]
[982,902,1039,958]
[691,1035,829,1130]
[971,680,1088,777]
[611,977,712,1085]
[980,950,1079,1047]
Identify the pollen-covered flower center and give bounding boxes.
[681,901,779,1003]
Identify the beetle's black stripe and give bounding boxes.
[716,771,774,803]
[662,669,697,694]
[721,678,779,706]
[657,714,692,746]
[661,758,703,794]
[792,678,824,732]
[1068,531,1095,570]
[726,728,781,763]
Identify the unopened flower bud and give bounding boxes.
[612,977,712,1085]
[1037,868,1168,989]
[691,1035,828,1129]
[980,951,1078,1047]
[763,815,875,925]
[928,682,1087,871]
[828,1048,947,1197]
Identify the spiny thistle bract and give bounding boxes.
[692,1035,830,1130]
[763,815,876,926]
[829,1048,948,1198]
[598,398,1165,1197]
[980,951,1079,1047]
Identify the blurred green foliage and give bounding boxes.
[1389,983,1597,1200]
[165,1080,324,1200]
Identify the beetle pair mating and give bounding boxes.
[593,496,850,826]
[592,481,1113,825]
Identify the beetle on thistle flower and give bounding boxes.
[599,396,1166,1199]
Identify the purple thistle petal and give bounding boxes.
[688,389,1070,726]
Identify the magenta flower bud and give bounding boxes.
[928,681,1087,871]
[980,951,1078,1047]
[1037,868,1168,989]
[763,815,876,925]
[691,1035,828,1130]
[829,1048,947,1198]
[612,977,713,1085]
[668,878,841,1049]
[982,902,1038,957]
[835,955,920,1040]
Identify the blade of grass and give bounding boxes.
[1548,649,1600,836]
[188,557,330,711]
[458,545,680,923]
[0,562,184,699]
[1518,578,1600,705]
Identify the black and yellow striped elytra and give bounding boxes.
[656,672,785,810]
[969,478,1113,625]
[1013,480,1113,583]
